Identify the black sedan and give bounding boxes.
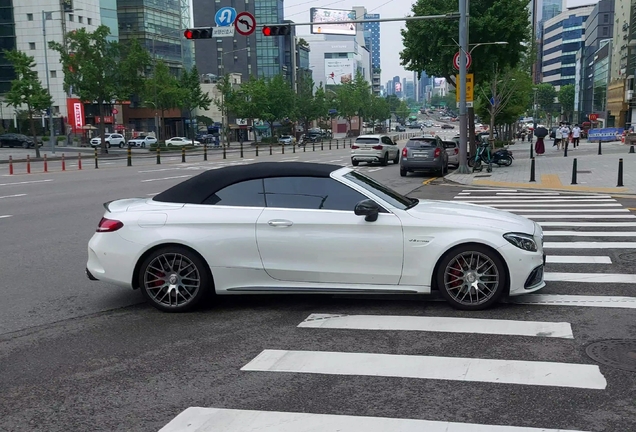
[441,124,455,130]
[0,133,39,148]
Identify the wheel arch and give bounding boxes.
[430,241,511,295]
[131,242,215,291]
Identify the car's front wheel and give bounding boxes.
[138,246,212,312]
[119,142,124,148]
[352,159,359,166]
[436,244,507,311]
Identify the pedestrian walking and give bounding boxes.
[534,126,548,155]
[561,123,570,152]
[572,124,581,148]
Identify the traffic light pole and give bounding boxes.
[261,13,459,29]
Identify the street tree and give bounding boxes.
[351,72,371,121]
[4,50,53,158]
[180,65,212,145]
[333,80,361,133]
[558,84,575,122]
[366,96,391,131]
[50,25,150,153]
[143,60,184,141]
[395,100,411,124]
[535,83,557,126]
[240,75,295,139]
[313,85,329,128]
[294,75,320,133]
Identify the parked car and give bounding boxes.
[443,140,459,167]
[91,133,126,148]
[0,133,39,148]
[165,137,201,146]
[395,125,406,132]
[86,162,546,312]
[127,135,157,148]
[350,134,400,166]
[278,135,295,145]
[400,135,449,177]
[441,124,455,129]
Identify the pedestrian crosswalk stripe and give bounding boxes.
[509,294,636,308]
[158,407,593,432]
[454,198,614,202]
[484,203,620,207]
[546,255,612,264]
[462,189,518,192]
[545,272,636,283]
[297,314,573,338]
[524,214,636,219]
[544,241,636,248]
[510,208,628,212]
[241,350,607,389]
[539,221,636,226]
[543,231,636,237]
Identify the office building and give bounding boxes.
[304,35,370,90]
[531,0,563,83]
[541,5,595,90]
[607,0,635,128]
[404,79,414,100]
[393,75,402,98]
[363,13,380,70]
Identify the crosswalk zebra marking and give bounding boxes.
[539,221,636,226]
[298,314,573,338]
[510,208,628,212]
[544,241,636,248]
[509,294,636,308]
[158,407,593,432]
[484,203,620,207]
[546,255,612,264]
[454,198,615,202]
[545,272,636,283]
[523,214,636,219]
[543,231,636,237]
[241,350,607,389]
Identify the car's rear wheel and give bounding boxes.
[400,167,407,177]
[380,152,389,166]
[392,151,399,164]
[436,244,507,311]
[139,246,212,312]
[352,159,359,166]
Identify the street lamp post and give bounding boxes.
[42,10,55,154]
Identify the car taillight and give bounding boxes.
[434,148,441,158]
[97,217,124,233]
[351,145,359,149]
[454,148,459,155]
[372,145,383,150]
[402,147,408,157]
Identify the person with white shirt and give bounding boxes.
[572,124,581,148]
[560,124,570,151]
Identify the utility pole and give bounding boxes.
[42,10,56,154]
[457,0,469,173]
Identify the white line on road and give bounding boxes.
[462,189,518,192]
[524,214,636,219]
[0,193,26,199]
[138,167,182,173]
[496,192,564,196]
[141,175,192,183]
[484,203,620,208]
[509,294,636,309]
[543,231,636,237]
[546,255,612,264]
[158,407,593,432]
[0,179,53,187]
[455,196,612,200]
[546,272,636,283]
[241,350,606,389]
[146,192,159,196]
[545,241,636,248]
[510,208,628,213]
[329,159,344,162]
[367,168,383,172]
[0,215,12,219]
[539,221,636,226]
[298,314,573,338]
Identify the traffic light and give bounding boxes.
[184,28,212,39]
[262,25,291,36]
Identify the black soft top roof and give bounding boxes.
[153,162,343,204]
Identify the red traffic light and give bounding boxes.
[184,29,194,39]
[262,26,271,36]
[261,25,290,36]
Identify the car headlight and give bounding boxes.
[503,233,537,252]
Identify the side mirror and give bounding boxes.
[354,199,380,222]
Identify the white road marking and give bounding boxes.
[525,214,636,219]
[146,192,159,196]
[329,159,343,162]
[539,221,636,226]
[510,208,628,213]
[138,167,181,173]
[546,272,636,283]
[158,407,593,432]
[546,255,612,264]
[462,189,518,192]
[0,179,53,187]
[298,314,573,338]
[241,350,606,389]
[484,203,620,207]
[544,231,636,237]
[509,294,636,309]
[140,174,192,183]
[496,192,563,196]
[0,215,12,219]
[0,193,26,199]
[545,241,636,248]
[367,167,383,172]
[455,197,612,201]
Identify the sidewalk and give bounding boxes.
[446,139,636,195]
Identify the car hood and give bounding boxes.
[406,200,536,235]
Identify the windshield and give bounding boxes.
[355,137,380,144]
[406,138,436,147]
[343,171,417,210]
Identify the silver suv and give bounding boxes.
[350,134,400,166]
[90,133,126,148]
[400,135,448,177]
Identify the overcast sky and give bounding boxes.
[284,0,415,86]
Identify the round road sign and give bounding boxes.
[453,51,472,71]
[235,12,256,36]
[112,108,119,115]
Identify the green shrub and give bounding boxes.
[42,136,50,141]
[57,136,66,142]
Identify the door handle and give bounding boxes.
[268,219,293,227]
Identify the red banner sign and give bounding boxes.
[67,98,85,133]
[95,116,114,124]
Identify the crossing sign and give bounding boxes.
[215,7,237,27]
[235,12,256,36]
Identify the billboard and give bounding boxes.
[311,8,357,36]
[394,82,402,93]
[588,127,624,142]
[66,98,85,133]
[325,58,355,85]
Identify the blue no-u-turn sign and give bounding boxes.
[215,7,237,27]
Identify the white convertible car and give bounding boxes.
[86,162,545,312]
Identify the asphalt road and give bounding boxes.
[2,126,635,432]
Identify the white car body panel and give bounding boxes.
[86,166,545,300]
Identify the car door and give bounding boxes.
[381,136,398,159]
[255,176,404,286]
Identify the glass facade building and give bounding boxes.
[363,13,380,70]
[100,0,119,42]
[593,41,611,113]
[255,0,285,78]
[117,0,193,74]
[0,0,16,95]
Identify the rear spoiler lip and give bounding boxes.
[103,200,113,212]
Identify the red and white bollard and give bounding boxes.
[78,152,82,170]
[26,155,31,174]
[61,153,66,171]
[43,154,48,173]
[8,155,13,175]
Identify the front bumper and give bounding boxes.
[497,241,546,296]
